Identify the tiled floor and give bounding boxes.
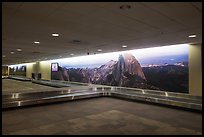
[2,97,202,135]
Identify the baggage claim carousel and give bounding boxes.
[2,76,202,112]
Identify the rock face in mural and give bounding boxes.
[52,67,69,81]
[51,44,189,93]
[114,53,146,86]
[91,60,117,85]
[54,53,160,90]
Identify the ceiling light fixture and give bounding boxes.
[3,55,6,57]
[34,41,40,44]
[17,48,22,52]
[188,34,196,38]
[122,45,127,48]
[52,33,59,37]
[70,53,74,56]
[97,49,102,52]
[10,51,15,54]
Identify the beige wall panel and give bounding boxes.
[189,44,202,96]
[2,66,9,76]
[38,61,51,80]
[26,63,36,78]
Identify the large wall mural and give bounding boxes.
[51,44,189,93]
[9,64,27,77]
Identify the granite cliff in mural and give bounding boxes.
[114,52,146,86]
[52,53,160,90]
[91,60,118,85]
[51,66,69,81]
[50,44,189,93]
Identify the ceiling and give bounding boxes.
[2,2,202,65]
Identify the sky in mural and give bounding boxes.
[51,44,189,68]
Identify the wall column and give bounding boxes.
[38,61,51,80]
[26,62,36,79]
[189,44,202,96]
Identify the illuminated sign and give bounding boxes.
[51,63,58,71]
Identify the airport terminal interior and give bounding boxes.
[2,2,202,135]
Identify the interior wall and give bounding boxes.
[26,63,36,78]
[2,66,9,76]
[9,43,202,96]
[26,61,51,80]
[189,44,202,96]
[38,61,51,80]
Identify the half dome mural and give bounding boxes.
[51,44,189,93]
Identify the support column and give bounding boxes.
[189,44,202,96]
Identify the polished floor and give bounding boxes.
[2,97,202,135]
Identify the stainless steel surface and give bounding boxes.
[2,80,202,111]
[97,86,202,111]
[9,75,31,81]
[31,79,71,88]
[2,89,103,109]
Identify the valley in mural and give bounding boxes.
[52,44,188,93]
[51,44,189,93]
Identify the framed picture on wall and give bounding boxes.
[51,63,59,72]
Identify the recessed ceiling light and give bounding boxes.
[70,53,74,56]
[52,33,59,37]
[188,34,196,38]
[3,55,6,57]
[59,56,62,57]
[34,41,40,44]
[97,49,102,52]
[44,58,48,60]
[17,48,22,52]
[122,45,127,48]
[10,51,15,54]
